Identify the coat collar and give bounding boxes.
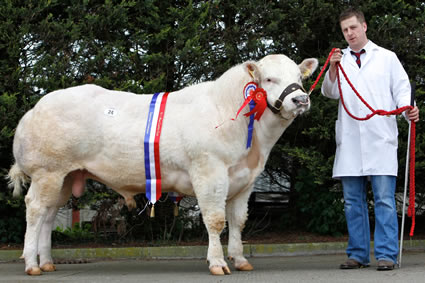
[343,41,380,70]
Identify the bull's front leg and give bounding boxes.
[226,186,254,271]
[190,158,231,275]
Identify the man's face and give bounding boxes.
[340,15,368,51]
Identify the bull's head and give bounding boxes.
[245,55,318,120]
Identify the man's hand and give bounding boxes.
[329,49,342,82]
[407,106,420,122]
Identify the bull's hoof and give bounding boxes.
[40,263,56,272]
[236,261,254,271]
[26,266,42,276]
[210,265,231,275]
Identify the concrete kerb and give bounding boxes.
[1,240,424,263]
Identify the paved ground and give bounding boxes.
[1,251,424,283]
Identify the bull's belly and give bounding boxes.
[162,168,253,200]
[162,166,255,200]
[83,158,256,201]
[161,171,195,196]
[89,167,253,201]
[86,165,196,197]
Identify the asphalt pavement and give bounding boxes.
[1,240,424,282]
[1,251,425,283]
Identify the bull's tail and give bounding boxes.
[7,163,30,198]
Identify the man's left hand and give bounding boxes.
[407,106,420,122]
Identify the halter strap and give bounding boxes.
[267,83,306,114]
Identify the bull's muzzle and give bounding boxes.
[292,95,310,107]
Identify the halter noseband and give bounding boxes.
[267,83,306,114]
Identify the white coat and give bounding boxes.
[321,41,411,178]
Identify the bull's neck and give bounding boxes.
[213,66,293,156]
[214,66,254,117]
[254,108,295,158]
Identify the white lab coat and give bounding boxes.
[321,41,411,178]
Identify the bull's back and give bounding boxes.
[13,85,151,174]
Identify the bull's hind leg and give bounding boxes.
[190,160,231,275]
[226,187,254,271]
[38,207,59,272]
[23,185,46,275]
[23,173,64,275]
[38,174,72,272]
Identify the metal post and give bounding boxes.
[398,121,411,268]
[398,82,416,268]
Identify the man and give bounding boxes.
[321,8,420,271]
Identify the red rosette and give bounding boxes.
[244,87,267,120]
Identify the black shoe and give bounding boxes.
[340,259,369,269]
[377,260,395,271]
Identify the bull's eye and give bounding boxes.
[266,78,272,82]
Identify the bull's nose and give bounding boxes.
[292,95,310,106]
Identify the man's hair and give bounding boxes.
[339,7,366,24]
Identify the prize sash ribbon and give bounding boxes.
[244,83,256,148]
[168,192,183,204]
[144,92,169,205]
[233,82,268,148]
[168,191,183,216]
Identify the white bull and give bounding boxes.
[8,54,318,276]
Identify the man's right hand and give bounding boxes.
[329,48,342,82]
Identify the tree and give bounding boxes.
[0,0,424,242]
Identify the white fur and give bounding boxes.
[8,54,318,275]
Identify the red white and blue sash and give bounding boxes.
[144,92,169,205]
[168,191,183,204]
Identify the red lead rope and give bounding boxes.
[310,48,416,236]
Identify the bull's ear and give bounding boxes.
[299,58,319,80]
[244,61,261,83]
